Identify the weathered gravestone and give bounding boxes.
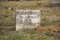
[16,10,40,31]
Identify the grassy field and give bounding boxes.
[0,1,60,40]
[0,29,54,40]
[0,1,60,26]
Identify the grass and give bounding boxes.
[0,26,15,31]
[0,1,60,40]
[0,29,54,40]
[0,1,60,26]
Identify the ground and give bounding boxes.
[0,1,60,40]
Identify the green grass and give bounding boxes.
[0,1,60,26]
[0,1,60,40]
[0,29,54,40]
[0,26,15,31]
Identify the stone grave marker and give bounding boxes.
[16,10,40,31]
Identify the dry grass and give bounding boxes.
[0,1,60,40]
[0,1,60,26]
[35,25,60,33]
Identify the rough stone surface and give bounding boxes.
[16,10,40,31]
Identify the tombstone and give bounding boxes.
[16,10,40,31]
